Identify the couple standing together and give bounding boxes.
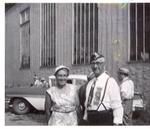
[45,52,134,126]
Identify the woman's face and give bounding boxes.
[55,69,68,88]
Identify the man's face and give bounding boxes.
[91,61,105,77]
[56,69,68,88]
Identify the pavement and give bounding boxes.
[5,102,46,125]
[5,102,150,125]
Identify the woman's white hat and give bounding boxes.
[54,65,70,76]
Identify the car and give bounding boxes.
[5,74,88,115]
[6,74,144,115]
[49,74,87,89]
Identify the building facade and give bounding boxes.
[5,3,150,110]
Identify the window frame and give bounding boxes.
[72,3,99,65]
[19,7,30,69]
[128,3,150,63]
[20,7,30,26]
[40,3,56,68]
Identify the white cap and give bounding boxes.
[90,52,105,63]
[118,67,129,75]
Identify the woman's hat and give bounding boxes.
[54,65,70,76]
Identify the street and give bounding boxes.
[5,103,46,125]
[5,102,150,125]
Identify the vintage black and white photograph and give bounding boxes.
[5,2,150,126]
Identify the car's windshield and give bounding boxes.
[50,79,73,87]
[49,78,87,87]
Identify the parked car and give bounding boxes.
[5,74,87,115]
[6,74,145,116]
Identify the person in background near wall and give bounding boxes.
[33,77,49,88]
[118,68,134,125]
[40,77,49,88]
[45,65,79,125]
[80,52,123,125]
[34,77,42,87]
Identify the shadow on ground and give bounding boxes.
[132,110,150,125]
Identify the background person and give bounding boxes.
[40,77,49,88]
[118,67,134,125]
[34,77,42,87]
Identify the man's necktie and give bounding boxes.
[87,79,97,108]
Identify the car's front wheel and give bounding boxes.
[12,98,30,115]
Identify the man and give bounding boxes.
[118,68,134,125]
[79,52,123,125]
[78,72,95,125]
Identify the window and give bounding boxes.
[73,3,98,65]
[20,8,30,25]
[130,3,150,61]
[20,8,30,69]
[41,3,56,67]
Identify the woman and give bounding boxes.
[45,65,79,125]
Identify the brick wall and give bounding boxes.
[128,63,150,113]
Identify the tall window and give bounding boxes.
[130,3,150,61]
[41,3,56,67]
[73,3,98,65]
[20,7,30,69]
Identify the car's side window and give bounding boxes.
[67,79,73,84]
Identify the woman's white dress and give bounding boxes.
[46,84,79,125]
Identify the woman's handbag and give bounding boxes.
[87,77,113,125]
